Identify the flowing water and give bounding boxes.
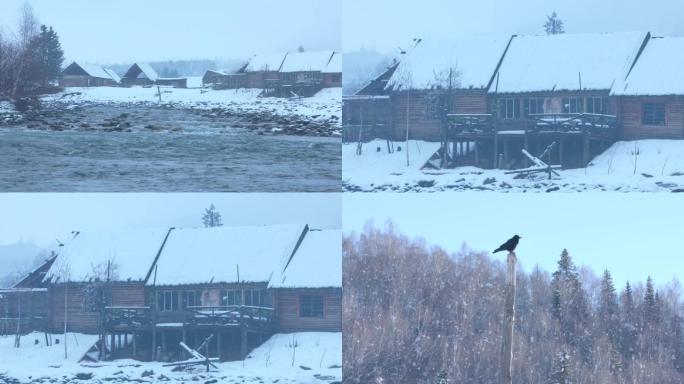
[0,105,340,191]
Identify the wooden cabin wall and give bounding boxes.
[344,98,393,123]
[391,90,441,140]
[322,72,342,88]
[0,291,48,318]
[391,89,489,141]
[275,288,342,332]
[59,76,115,87]
[48,284,99,333]
[49,282,146,333]
[618,96,684,139]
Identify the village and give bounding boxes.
[343,31,684,192]
[0,222,342,384]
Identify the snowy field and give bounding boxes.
[343,139,684,192]
[0,332,341,384]
[41,86,341,124]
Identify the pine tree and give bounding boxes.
[548,351,572,384]
[619,281,638,361]
[673,315,684,372]
[26,25,64,87]
[544,11,565,35]
[599,270,619,343]
[644,276,657,325]
[202,204,223,227]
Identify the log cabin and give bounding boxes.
[11,224,340,362]
[322,52,342,88]
[0,255,55,335]
[278,50,336,97]
[612,36,684,139]
[121,63,160,86]
[59,62,121,87]
[243,53,287,90]
[343,31,684,169]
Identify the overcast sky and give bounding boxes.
[344,0,684,52]
[0,0,341,63]
[0,193,340,250]
[344,193,683,288]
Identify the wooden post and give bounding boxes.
[474,139,479,167]
[152,327,157,361]
[582,132,590,166]
[132,333,137,359]
[493,133,499,169]
[217,331,222,361]
[500,251,517,384]
[240,326,248,359]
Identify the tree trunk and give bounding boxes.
[500,251,517,384]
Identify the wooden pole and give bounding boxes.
[500,251,517,384]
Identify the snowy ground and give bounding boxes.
[343,139,684,192]
[41,86,341,125]
[0,332,341,384]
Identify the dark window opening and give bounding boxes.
[642,103,665,125]
[300,295,324,318]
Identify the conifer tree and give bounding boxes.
[544,11,565,35]
[548,351,572,384]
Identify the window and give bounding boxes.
[244,289,266,307]
[642,103,665,125]
[523,98,544,116]
[585,97,607,114]
[300,295,324,318]
[182,291,201,309]
[498,98,520,119]
[562,97,584,114]
[158,291,179,311]
[220,290,241,306]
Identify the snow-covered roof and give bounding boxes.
[44,228,171,283]
[323,52,341,73]
[103,68,121,83]
[245,53,287,72]
[65,62,120,83]
[126,63,159,81]
[612,36,684,96]
[149,224,308,286]
[493,32,648,94]
[270,229,341,288]
[280,51,334,73]
[386,36,512,91]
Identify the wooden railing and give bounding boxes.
[104,305,275,330]
[105,306,152,329]
[185,305,275,328]
[446,113,618,136]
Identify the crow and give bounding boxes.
[493,235,521,253]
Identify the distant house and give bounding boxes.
[612,36,684,139]
[278,50,336,96]
[202,69,229,86]
[15,224,340,362]
[59,62,121,87]
[322,52,342,88]
[243,53,287,89]
[122,63,160,86]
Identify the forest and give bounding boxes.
[343,223,684,383]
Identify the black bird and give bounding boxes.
[493,235,521,253]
